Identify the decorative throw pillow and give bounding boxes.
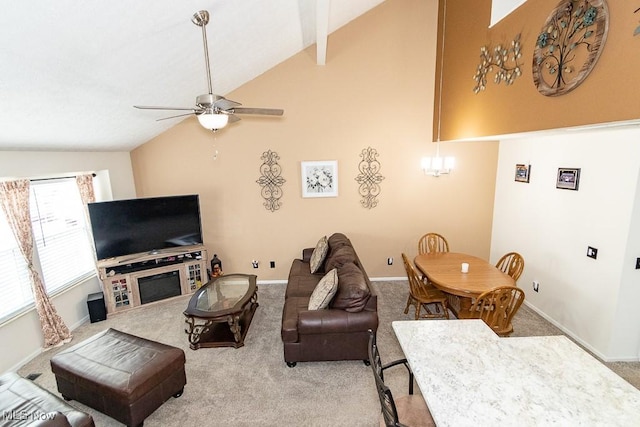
[308,269,338,310]
[310,236,329,273]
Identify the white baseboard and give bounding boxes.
[524,301,639,363]
[256,279,288,285]
[7,315,91,374]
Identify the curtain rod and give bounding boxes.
[30,173,96,182]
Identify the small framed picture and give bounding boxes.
[301,160,338,198]
[515,164,531,183]
[556,167,580,190]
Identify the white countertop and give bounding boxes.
[392,319,640,427]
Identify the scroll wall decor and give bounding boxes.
[354,147,384,209]
[533,0,609,96]
[256,150,285,212]
[473,34,523,93]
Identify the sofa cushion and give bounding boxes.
[328,232,351,247]
[308,269,338,310]
[0,372,94,427]
[309,236,329,273]
[31,412,73,427]
[324,245,357,272]
[330,262,371,312]
[285,274,322,299]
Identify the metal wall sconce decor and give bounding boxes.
[634,6,640,36]
[473,34,523,93]
[256,150,286,212]
[354,147,384,209]
[533,0,609,96]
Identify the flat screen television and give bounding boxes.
[88,195,203,260]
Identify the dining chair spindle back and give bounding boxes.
[417,233,449,255]
[495,252,525,282]
[402,253,449,320]
[469,286,525,336]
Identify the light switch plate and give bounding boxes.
[587,246,598,259]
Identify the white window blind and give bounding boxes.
[0,215,32,319]
[30,179,95,294]
[0,178,96,322]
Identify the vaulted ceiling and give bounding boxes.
[0,0,384,151]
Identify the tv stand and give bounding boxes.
[96,245,208,315]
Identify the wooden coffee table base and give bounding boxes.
[184,293,258,349]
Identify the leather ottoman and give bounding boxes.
[50,328,186,427]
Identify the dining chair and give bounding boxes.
[495,252,525,282]
[367,330,435,427]
[469,286,525,336]
[402,254,449,320]
[417,233,449,255]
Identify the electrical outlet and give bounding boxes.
[252,260,259,268]
[587,246,598,259]
[387,257,393,265]
[532,281,539,292]
[270,261,275,268]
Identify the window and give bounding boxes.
[0,178,95,322]
[0,216,31,319]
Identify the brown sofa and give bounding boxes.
[0,372,94,427]
[281,233,378,367]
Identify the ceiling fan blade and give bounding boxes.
[156,112,197,121]
[214,97,242,111]
[134,105,196,111]
[231,107,284,116]
[228,114,241,123]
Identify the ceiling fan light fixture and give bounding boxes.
[197,111,229,131]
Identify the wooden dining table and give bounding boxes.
[414,252,514,318]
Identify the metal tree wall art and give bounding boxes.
[532,0,609,96]
[256,150,285,212]
[473,34,523,93]
[354,147,384,209]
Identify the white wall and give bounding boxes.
[0,151,136,373]
[491,128,640,361]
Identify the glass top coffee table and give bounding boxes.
[183,274,258,349]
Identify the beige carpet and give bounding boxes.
[17,281,640,426]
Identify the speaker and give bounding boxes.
[87,292,107,323]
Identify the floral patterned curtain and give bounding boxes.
[75,174,95,205]
[75,174,98,265]
[0,179,72,348]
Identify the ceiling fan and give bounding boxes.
[134,10,284,132]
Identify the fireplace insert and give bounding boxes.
[138,271,181,305]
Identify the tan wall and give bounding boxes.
[130,0,499,280]
[436,0,640,141]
